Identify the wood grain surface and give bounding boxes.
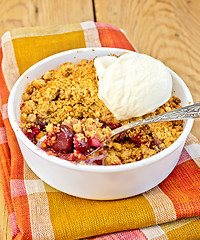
[0,0,94,35]
[0,0,200,239]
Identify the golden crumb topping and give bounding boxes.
[20,58,183,165]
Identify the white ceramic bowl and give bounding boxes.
[8,48,194,200]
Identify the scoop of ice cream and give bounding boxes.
[94,52,172,120]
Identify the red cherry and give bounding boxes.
[101,121,122,130]
[105,122,121,130]
[115,132,126,142]
[25,125,40,142]
[130,133,142,147]
[36,120,47,130]
[73,134,90,154]
[53,125,74,153]
[88,136,104,148]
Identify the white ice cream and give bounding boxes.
[94,52,172,120]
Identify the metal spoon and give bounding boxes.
[88,103,200,156]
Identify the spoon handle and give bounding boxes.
[112,103,200,137]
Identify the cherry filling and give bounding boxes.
[25,125,40,142]
[130,133,142,147]
[73,134,90,154]
[88,136,104,148]
[52,125,74,153]
[36,120,47,130]
[24,122,106,163]
[26,120,157,164]
[102,122,121,130]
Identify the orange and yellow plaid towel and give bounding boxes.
[0,21,200,240]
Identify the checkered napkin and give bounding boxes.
[0,21,200,240]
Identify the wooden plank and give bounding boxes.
[95,0,200,140]
[0,0,94,37]
[0,1,94,239]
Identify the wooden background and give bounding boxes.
[0,0,200,238]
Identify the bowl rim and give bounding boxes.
[8,47,194,173]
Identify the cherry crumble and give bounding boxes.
[20,59,183,165]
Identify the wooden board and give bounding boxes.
[0,0,94,36]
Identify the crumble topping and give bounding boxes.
[20,58,183,165]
